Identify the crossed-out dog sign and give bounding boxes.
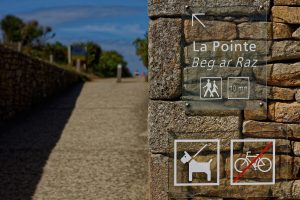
[174,139,220,186]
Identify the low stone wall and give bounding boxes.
[148,0,300,199]
[0,45,82,122]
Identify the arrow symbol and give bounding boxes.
[192,13,206,28]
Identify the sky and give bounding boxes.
[0,0,148,74]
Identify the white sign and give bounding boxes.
[230,139,276,185]
[174,139,220,186]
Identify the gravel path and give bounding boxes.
[0,78,149,200]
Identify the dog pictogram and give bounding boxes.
[180,144,212,182]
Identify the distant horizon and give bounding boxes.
[0,0,148,74]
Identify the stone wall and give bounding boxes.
[0,45,82,122]
[148,0,300,199]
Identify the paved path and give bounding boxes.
[0,78,149,200]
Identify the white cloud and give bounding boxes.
[61,24,145,35]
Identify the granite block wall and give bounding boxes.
[148,0,300,199]
[0,45,82,122]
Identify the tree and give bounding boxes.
[45,42,68,64]
[86,41,102,69]
[21,20,54,46]
[133,33,148,68]
[0,15,24,43]
[0,15,54,47]
[95,51,131,77]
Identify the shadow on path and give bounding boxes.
[0,83,83,200]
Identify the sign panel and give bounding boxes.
[71,45,87,62]
[174,139,220,186]
[167,132,290,199]
[230,139,276,186]
[165,4,291,200]
[183,6,269,111]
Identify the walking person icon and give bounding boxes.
[211,80,220,97]
[201,77,222,100]
[203,79,213,97]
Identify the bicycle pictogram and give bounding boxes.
[234,151,272,173]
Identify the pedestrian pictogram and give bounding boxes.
[230,139,275,185]
[200,77,222,100]
[174,139,220,186]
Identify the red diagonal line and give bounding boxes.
[233,142,273,183]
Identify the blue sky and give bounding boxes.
[0,0,148,73]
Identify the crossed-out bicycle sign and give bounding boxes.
[230,139,276,186]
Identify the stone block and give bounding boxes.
[148,0,270,18]
[244,100,267,121]
[272,41,300,61]
[269,87,295,100]
[150,154,168,200]
[274,0,300,5]
[263,63,300,87]
[270,102,300,123]
[273,23,292,39]
[151,154,191,200]
[243,138,291,154]
[243,120,290,138]
[292,27,300,40]
[149,18,182,100]
[253,64,272,84]
[184,20,237,43]
[149,101,242,153]
[191,179,272,198]
[292,180,300,199]
[191,179,299,199]
[272,180,300,199]
[296,90,300,103]
[292,142,300,156]
[238,22,272,39]
[289,124,300,139]
[243,120,300,139]
[272,6,300,24]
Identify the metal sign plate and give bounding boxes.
[183,5,269,111]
